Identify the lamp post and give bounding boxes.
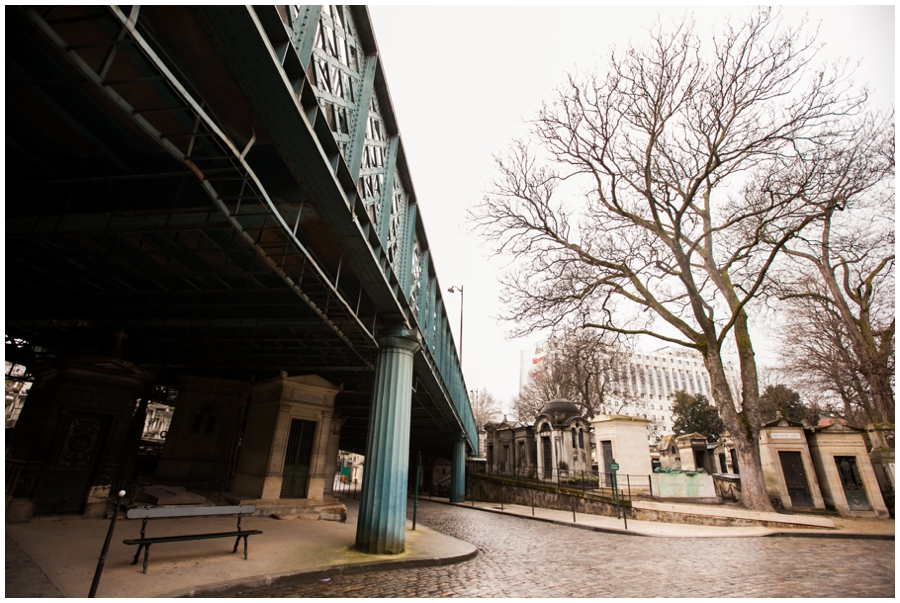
[447,285,464,367]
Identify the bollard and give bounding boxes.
[88,490,125,598]
[531,489,535,516]
[572,496,576,523]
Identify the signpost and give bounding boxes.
[610,461,620,520]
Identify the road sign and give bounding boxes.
[609,462,619,471]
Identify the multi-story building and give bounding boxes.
[601,346,742,437]
[518,343,742,440]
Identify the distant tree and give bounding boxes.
[469,389,501,431]
[509,393,542,424]
[758,384,819,426]
[777,300,882,428]
[671,391,724,442]
[514,327,632,421]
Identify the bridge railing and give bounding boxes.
[266,6,476,449]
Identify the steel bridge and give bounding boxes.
[6,5,475,553]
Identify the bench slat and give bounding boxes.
[123,529,262,545]
[126,505,256,519]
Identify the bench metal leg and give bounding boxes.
[142,544,150,574]
[243,536,249,560]
[232,535,240,554]
[132,544,144,566]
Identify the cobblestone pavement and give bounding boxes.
[207,500,895,598]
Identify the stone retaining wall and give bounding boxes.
[469,475,626,518]
[469,475,826,529]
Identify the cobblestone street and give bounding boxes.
[208,500,894,598]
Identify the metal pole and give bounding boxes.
[413,451,421,530]
[531,489,535,516]
[649,474,653,498]
[448,285,464,367]
[572,495,576,523]
[88,490,125,598]
[500,488,504,511]
[613,469,620,520]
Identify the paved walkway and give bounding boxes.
[5,495,892,597]
[4,499,475,598]
[434,496,893,539]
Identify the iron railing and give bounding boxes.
[469,462,654,504]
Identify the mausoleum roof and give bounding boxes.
[539,398,581,418]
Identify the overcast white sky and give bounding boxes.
[366,5,895,413]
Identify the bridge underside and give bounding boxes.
[5,6,468,466]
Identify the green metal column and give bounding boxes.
[355,326,420,554]
[450,433,466,503]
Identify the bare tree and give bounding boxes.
[777,292,891,427]
[515,328,633,422]
[469,388,502,431]
[775,120,894,425]
[471,9,875,511]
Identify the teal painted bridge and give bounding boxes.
[6,6,475,553]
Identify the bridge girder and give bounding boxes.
[6,5,476,458]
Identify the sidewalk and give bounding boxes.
[428,495,894,540]
[5,498,476,598]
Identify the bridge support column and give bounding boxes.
[450,434,466,503]
[355,327,420,554]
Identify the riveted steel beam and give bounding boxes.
[22,6,377,367]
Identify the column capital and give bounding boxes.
[377,325,420,353]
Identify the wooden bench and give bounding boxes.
[122,505,262,573]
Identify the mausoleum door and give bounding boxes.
[35,412,111,515]
[541,437,552,479]
[281,419,316,499]
[601,441,613,480]
[778,451,812,508]
[835,456,870,511]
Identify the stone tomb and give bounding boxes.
[228,373,345,520]
[807,422,890,519]
[590,414,653,480]
[154,375,247,488]
[5,357,153,521]
[759,417,825,511]
[534,399,593,481]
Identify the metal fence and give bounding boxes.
[332,474,362,500]
[468,462,653,504]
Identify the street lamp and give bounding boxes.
[447,285,464,367]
